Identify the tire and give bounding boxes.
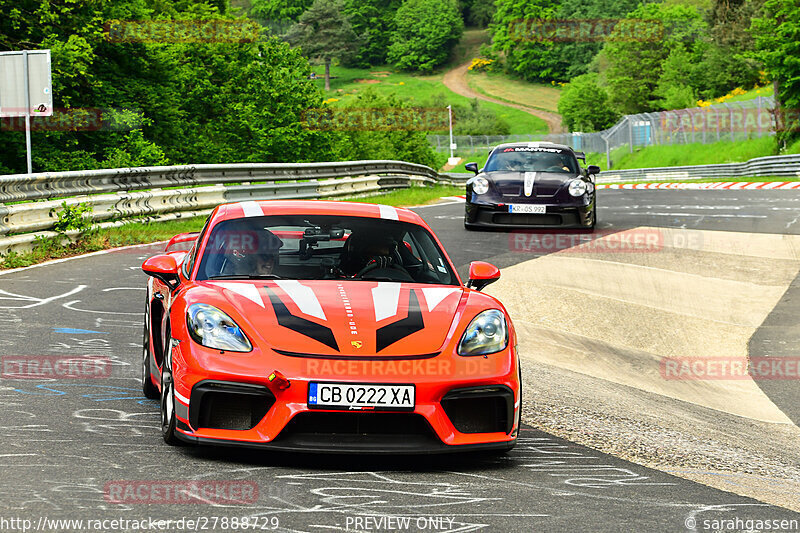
[160,367,182,446]
[142,302,159,400]
[159,325,183,446]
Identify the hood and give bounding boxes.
[197,280,466,357]
[486,170,576,198]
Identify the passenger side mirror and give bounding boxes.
[587,165,601,174]
[142,254,180,289]
[466,261,500,291]
[465,162,479,175]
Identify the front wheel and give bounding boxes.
[160,368,182,446]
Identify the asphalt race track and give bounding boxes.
[0,189,799,532]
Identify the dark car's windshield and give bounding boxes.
[485,146,579,173]
[195,214,458,285]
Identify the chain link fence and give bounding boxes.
[430,96,776,168]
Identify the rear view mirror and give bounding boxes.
[142,254,180,289]
[465,162,479,175]
[587,165,601,174]
[466,261,500,291]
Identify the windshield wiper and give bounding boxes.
[208,274,284,280]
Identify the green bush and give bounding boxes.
[51,201,94,234]
[557,74,618,132]
[387,0,464,72]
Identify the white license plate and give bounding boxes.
[509,204,546,214]
[308,382,415,410]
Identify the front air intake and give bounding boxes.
[441,386,514,434]
[190,381,275,431]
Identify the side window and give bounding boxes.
[182,218,211,279]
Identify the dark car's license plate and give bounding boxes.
[509,204,546,214]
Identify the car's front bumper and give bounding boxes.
[465,202,593,229]
[167,340,520,454]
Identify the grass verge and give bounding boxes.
[584,137,800,170]
[318,65,548,135]
[0,186,465,270]
[466,71,561,113]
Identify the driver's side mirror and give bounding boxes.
[466,261,500,291]
[465,162,479,175]
[142,254,180,289]
[587,165,600,175]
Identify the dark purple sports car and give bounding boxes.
[464,142,599,230]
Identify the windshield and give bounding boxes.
[195,214,459,285]
[485,146,579,173]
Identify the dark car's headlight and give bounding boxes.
[458,310,508,356]
[186,303,252,352]
[470,176,489,195]
[568,179,588,197]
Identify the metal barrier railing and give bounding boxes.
[0,160,468,255]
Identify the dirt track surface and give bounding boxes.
[442,61,566,134]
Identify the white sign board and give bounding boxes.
[0,50,53,117]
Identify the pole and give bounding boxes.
[447,105,454,160]
[22,50,32,174]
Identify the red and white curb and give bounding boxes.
[598,181,800,190]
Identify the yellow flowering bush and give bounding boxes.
[468,58,494,72]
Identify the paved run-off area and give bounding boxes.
[487,227,800,511]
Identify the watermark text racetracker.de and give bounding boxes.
[0,108,141,132]
[0,515,280,532]
[509,228,704,254]
[662,357,800,381]
[104,480,258,505]
[303,107,450,131]
[104,19,260,43]
[1,355,111,380]
[508,18,664,42]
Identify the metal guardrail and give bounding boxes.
[0,160,466,255]
[2,152,796,256]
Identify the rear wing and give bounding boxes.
[574,151,586,161]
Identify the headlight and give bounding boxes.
[568,179,587,197]
[186,303,252,352]
[457,309,508,356]
[471,177,489,195]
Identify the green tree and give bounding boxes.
[336,90,441,168]
[694,0,763,98]
[342,0,402,67]
[557,73,618,131]
[750,0,800,144]
[654,44,702,110]
[462,0,495,28]
[250,0,312,22]
[600,3,707,114]
[0,0,341,173]
[284,0,359,90]
[387,0,464,73]
[489,0,640,82]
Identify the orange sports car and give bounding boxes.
[141,200,521,453]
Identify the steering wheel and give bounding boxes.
[355,256,411,279]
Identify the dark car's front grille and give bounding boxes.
[190,381,275,431]
[492,213,563,226]
[442,386,515,434]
